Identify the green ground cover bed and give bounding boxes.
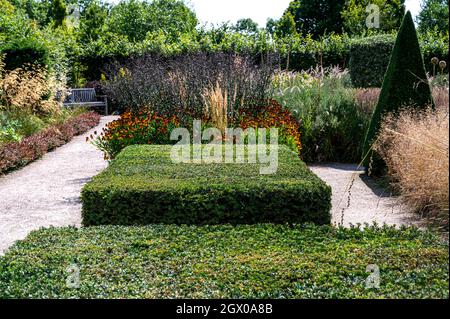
[81,145,331,226]
[0,224,447,298]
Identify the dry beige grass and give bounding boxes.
[355,88,381,114]
[432,86,449,111]
[0,58,60,115]
[202,82,228,136]
[354,86,449,114]
[374,107,449,227]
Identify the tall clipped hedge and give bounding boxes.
[0,38,50,71]
[349,35,396,87]
[349,32,448,88]
[363,11,434,172]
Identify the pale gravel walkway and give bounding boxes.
[0,116,118,254]
[309,163,421,227]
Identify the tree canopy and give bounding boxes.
[283,0,346,37]
[342,0,405,34]
[417,0,449,33]
[234,18,259,34]
[281,0,406,37]
[107,0,197,42]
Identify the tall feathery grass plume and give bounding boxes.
[202,82,228,138]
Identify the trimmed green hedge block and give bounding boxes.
[82,145,332,226]
[349,35,396,88]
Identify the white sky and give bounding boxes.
[108,0,423,27]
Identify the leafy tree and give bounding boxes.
[283,0,346,38]
[51,0,67,27]
[275,11,297,38]
[79,0,108,42]
[265,18,277,35]
[9,0,53,25]
[417,0,449,33]
[233,18,258,34]
[341,0,405,35]
[363,11,434,172]
[0,0,37,42]
[107,0,197,43]
[0,0,15,17]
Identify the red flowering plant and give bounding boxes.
[92,99,301,160]
[237,99,302,154]
[90,111,180,160]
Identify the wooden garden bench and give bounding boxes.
[63,88,108,115]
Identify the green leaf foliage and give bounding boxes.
[0,224,448,298]
[417,0,449,34]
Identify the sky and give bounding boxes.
[108,0,423,27]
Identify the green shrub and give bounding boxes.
[349,35,396,88]
[0,38,50,70]
[363,12,434,172]
[0,224,448,298]
[81,145,331,226]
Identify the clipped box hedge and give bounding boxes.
[349,35,396,88]
[82,145,331,226]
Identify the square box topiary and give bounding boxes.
[81,145,331,226]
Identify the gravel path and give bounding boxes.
[0,116,118,254]
[1,127,420,254]
[309,163,420,227]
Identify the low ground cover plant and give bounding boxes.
[81,145,331,226]
[0,112,100,174]
[0,224,447,298]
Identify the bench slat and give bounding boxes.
[63,88,108,115]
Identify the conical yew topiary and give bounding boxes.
[363,11,434,174]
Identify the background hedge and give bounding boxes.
[0,38,50,71]
[349,35,396,88]
[81,145,332,226]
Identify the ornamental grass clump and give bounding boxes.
[202,82,228,137]
[272,66,369,162]
[0,60,60,115]
[373,107,449,228]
